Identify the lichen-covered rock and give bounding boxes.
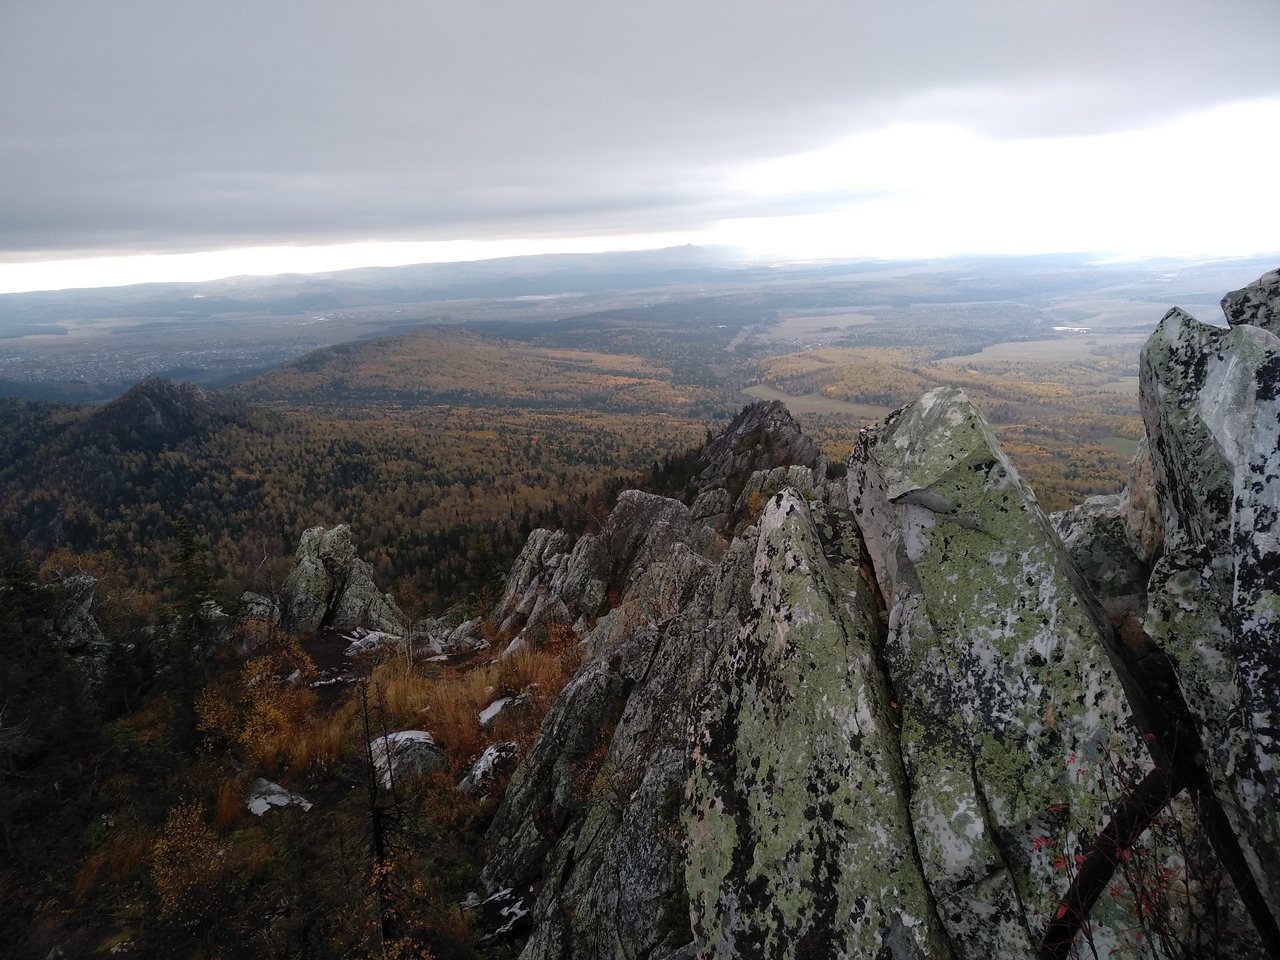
[369,731,446,789]
[689,487,732,521]
[1221,267,1280,333]
[458,741,519,798]
[1139,272,1280,925]
[328,557,403,632]
[848,386,1149,956]
[502,529,574,609]
[280,524,404,634]
[688,489,950,959]
[341,629,403,657]
[732,463,825,516]
[239,591,280,625]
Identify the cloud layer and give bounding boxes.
[2,0,1278,260]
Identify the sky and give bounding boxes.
[2,0,1279,293]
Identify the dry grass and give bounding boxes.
[215,776,246,829]
[75,825,158,899]
[366,641,580,775]
[284,700,355,771]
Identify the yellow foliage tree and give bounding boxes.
[150,801,224,925]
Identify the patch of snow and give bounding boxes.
[246,777,313,816]
[479,697,513,727]
[457,741,518,797]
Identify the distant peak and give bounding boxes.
[83,375,238,452]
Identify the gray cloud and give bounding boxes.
[2,0,1278,257]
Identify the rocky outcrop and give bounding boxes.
[279,524,403,634]
[483,275,1280,959]
[47,574,110,691]
[688,489,951,958]
[493,490,703,647]
[695,399,824,493]
[1051,495,1150,609]
[483,513,732,960]
[485,411,1160,958]
[1138,269,1280,931]
[1119,438,1163,564]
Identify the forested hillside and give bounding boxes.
[0,327,720,609]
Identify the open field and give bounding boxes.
[937,331,1151,365]
[754,310,880,343]
[741,383,891,419]
[4,251,1274,402]
[1090,377,1140,396]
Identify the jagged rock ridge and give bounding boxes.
[481,271,1280,959]
[1138,269,1280,936]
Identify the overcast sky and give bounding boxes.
[2,0,1279,291]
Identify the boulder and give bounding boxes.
[239,591,280,625]
[848,386,1152,955]
[329,558,403,632]
[1221,267,1280,332]
[341,630,403,657]
[369,731,447,789]
[479,697,513,727]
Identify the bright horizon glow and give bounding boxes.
[3,99,1278,295]
[715,98,1280,261]
[0,232,717,295]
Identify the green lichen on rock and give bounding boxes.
[687,489,950,960]
[1139,281,1280,926]
[848,386,1148,956]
